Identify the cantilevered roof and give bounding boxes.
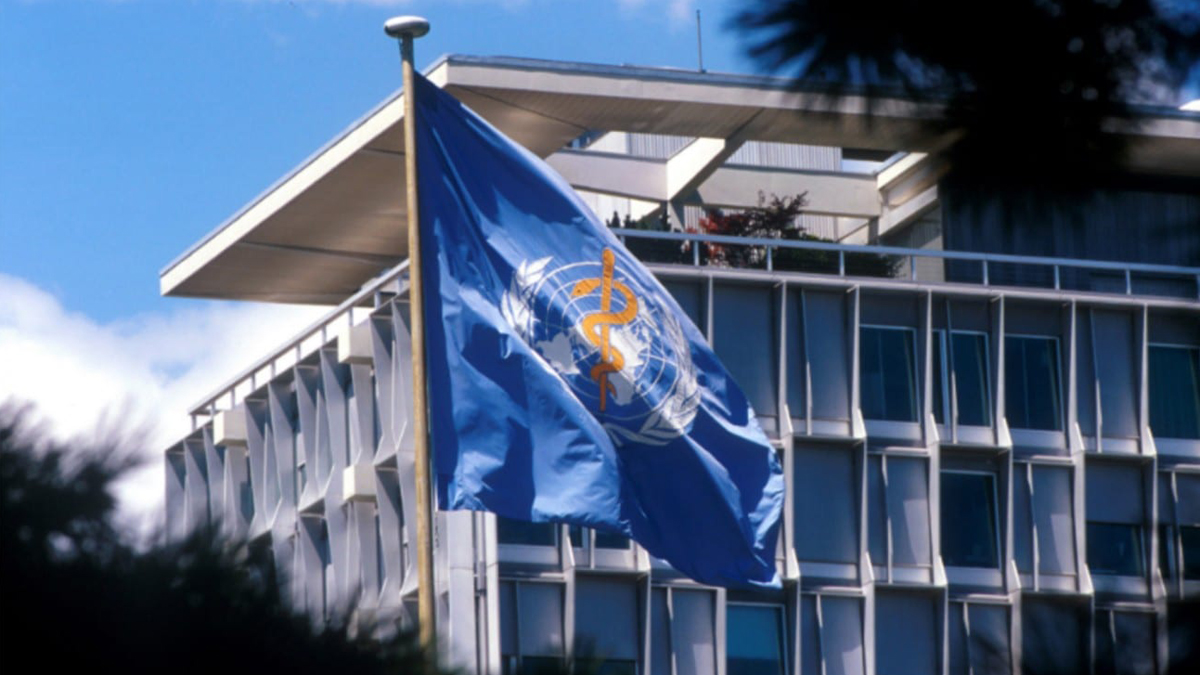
[160,54,1200,304]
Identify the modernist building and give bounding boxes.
[163,56,1200,675]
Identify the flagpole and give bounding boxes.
[384,14,435,653]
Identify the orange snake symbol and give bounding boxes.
[571,248,639,412]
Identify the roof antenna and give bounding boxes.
[696,9,705,73]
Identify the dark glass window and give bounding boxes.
[1004,336,1062,431]
[504,656,565,675]
[860,327,919,422]
[1160,525,1173,580]
[1022,599,1086,675]
[933,332,992,427]
[941,472,1000,568]
[595,529,631,550]
[1087,522,1145,576]
[932,335,946,424]
[586,661,636,675]
[568,526,630,550]
[498,517,557,546]
[952,333,992,426]
[727,604,786,675]
[1182,526,1200,580]
[1148,346,1200,440]
[876,592,937,675]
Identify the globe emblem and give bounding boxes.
[501,249,701,445]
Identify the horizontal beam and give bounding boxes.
[691,166,881,217]
[547,150,666,201]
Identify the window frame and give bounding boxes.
[859,324,922,426]
[497,517,564,565]
[948,600,1013,675]
[1085,521,1147,578]
[802,591,867,675]
[1157,469,1200,597]
[874,589,941,675]
[1013,461,1080,592]
[570,525,636,569]
[868,450,934,584]
[726,601,789,675]
[1084,462,1149,591]
[933,329,994,431]
[500,579,568,675]
[793,443,861,579]
[652,585,719,675]
[940,468,1003,582]
[1147,342,1200,444]
[1004,333,1064,433]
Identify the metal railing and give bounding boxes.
[188,232,1199,423]
[614,228,1200,298]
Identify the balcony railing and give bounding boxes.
[615,229,1200,299]
[188,260,411,423]
[187,233,1199,425]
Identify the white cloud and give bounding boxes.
[0,273,325,538]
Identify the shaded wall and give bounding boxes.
[942,173,1200,267]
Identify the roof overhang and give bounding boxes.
[160,55,1200,303]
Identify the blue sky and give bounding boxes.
[1,0,752,321]
[0,0,755,528]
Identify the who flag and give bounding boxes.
[413,73,784,589]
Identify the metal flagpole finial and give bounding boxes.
[384,15,430,39]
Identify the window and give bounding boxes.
[576,578,638,675]
[794,445,858,565]
[663,280,704,329]
[568,525,630,551]
[595,529,631,550]
[860,326,919,422]
[868,455,932,579]
[498,516,557,547]
[1183,526,1200,580]
[807,291,850,422]
[1087,522,1145,576]
[726,604,786,675]
[651,588,717,675]
[875,592,937,675]
[1148,345,1200,440]
[714,284,777,431]
[500,581,566,675]
[933,331,992,427]
[1021,599,1086,675]
[1086,464,1146,577]
[941,471,1000,568]
[1095,611,1156,675]
[1004,336,1062,431]
[1014,464,1080,580]
[948,603,1011,675]
[1089,311,1139,439]
[801,595,865,675]
[1160,523,1173,580]
[1162,474,1200,582]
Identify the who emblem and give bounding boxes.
[501,248,701,445]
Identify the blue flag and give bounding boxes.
[414,73,784,589]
